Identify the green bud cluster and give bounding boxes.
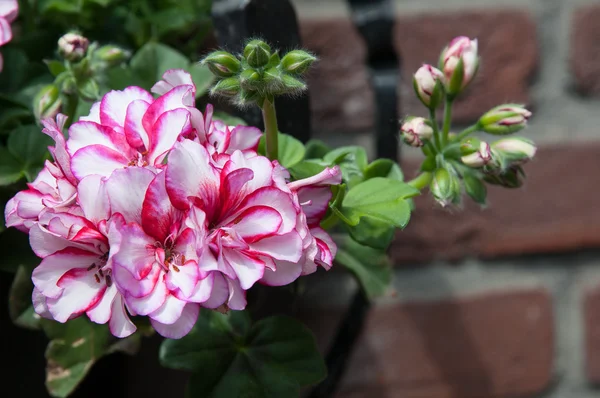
[201,39,317,108]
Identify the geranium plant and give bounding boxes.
[1,2,537,397]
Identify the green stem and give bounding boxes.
[441,98,454,147]
[262,97,279,161]
[453,124,480,143]
[407,172,433,191]
[64,94,79,129]
[429,108,441,151]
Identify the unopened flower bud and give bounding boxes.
[413,64,445,109]
[210,77,240,97]
[461,141,492,168]
[430,168,461,207]
[459,137,482,156]
[239,69,262,90]
[244,39,271,68]
[202,51,241,78]
[33,85,62,120]
[483,165,525,189]
[58,32,89,62]
[400,117,433,147]
[479,104,532,135]
[440,36,479,96]
[280,50,316,75]
[95,45,130,66]
[491,137,536,165]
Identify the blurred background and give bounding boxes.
[3,0,600,397]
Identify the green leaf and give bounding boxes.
[334,235,393,299]
[0,48,29,92]
[9,265,41,330]
[0,146,25,185]
[323,146,368,188]
[363,158,404,181]
[340,177,419,227]
[258,133,306,168]
[42,317,141,398]
[346,217,395,250]
[7,125,52,180]
[304,139,331,159]
[45,60,67,77]
[288,160,328,181]
[130,42,190,90]
[160,310,326,398]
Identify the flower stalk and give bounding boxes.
[262,97,279,161]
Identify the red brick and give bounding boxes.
[336,289,554,398]
[300,10,538,133]
[571,5,600,96]
[585,285,600,383]
[390,143,600,264]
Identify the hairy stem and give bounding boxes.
[453,124,480,143]
[441,98,454,147]
[407,172,433,191]
[262,97,279,161]
[429,108,441,152]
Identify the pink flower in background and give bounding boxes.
[0,0,18,72]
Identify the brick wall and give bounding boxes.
[289,0,600,397]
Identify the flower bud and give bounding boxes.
[95,45,130,66]
[280,50,316,75]
[461,141,492,168]
[58,32,89,62]
[483,165,525,189]
[33,85,62,120]
[413,64,445,109]
[479,104,532,135]
[491,137,536,165]
[459,137,482,156]
[430,167,461,207]
[244,39,271,68]
[239,69,262,90]
[210,77,240,97]
[202,51,241,78]
[400,117,433,147]
[440,36,478,96]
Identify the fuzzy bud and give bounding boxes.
[95,45,130,66]
[483,165,525,189]
[479,104,532,135]
[202,51,241,78]
[210,77,241,97]
[280,50,316,75]
[244,40,271,68]
[400,117,433,147]
[58,32,89,62]
[440,36,479,96]
[491,137,536,165]
[430,167,461,207]
[413,64,445,109]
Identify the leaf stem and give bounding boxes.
[407,172,433,191]
[441,98,454,147]
[453,124,480,143]
[262,97,279,161]
[429,108,441,152]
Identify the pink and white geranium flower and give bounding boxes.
[5,68,341,339]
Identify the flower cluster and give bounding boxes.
[5,69,340,339]
[0,0,18,72]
